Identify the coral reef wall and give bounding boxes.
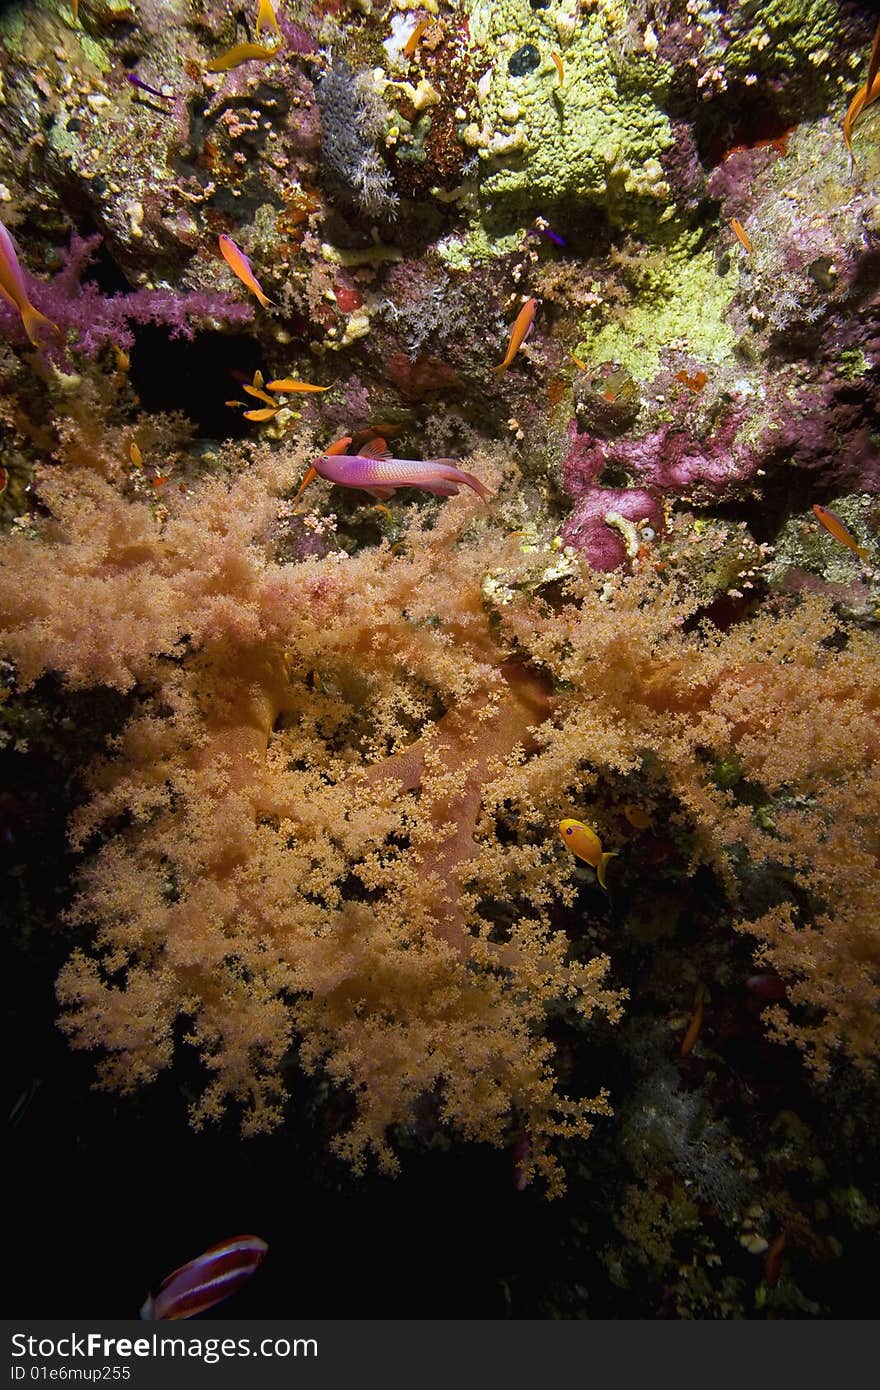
[1,0,879,1305]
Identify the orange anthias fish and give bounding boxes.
[207,42,277,73]
[730,217,753,255]
[266,378,330,393]
[558,818,617,890]
[255,0,282,41]
[764,1232,787,1288]
[0,218,61,349]
[140,1235,268,1321]
[844,19,880,163]
[495,297,538,376]
[244,382,277,406]
[680,983,708,1058]
[218,234,273,308]
[403,18,430,60]
[812,503,870,561]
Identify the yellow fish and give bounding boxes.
[812,504,870,561]
[495,296,538,377]
[206,42,277,73]
[266,378,330,393]
[730,217,753,255]
[844,20,880,164]
[558,818,617,890]
[255,0,282,40]
[243,382,277,406]
[218,234,273,308]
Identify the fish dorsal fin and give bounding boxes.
[323,435,353,457]
[360,437,390,460]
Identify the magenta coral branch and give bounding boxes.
[0,232,253,358]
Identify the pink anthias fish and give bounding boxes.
[140,1235,268,1321]
[310,440,492,503]
[0,218,61,349]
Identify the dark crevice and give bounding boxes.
[128,327,264,437]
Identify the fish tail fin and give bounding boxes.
[21,303,61,349]
[857,545,871,562]
[597,851,618,892]
[428,461,493,505]
[464,472,493,504]
[255,289,275,310]
[494,362,508,378]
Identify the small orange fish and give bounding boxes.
[243,406,279,422]
[403,18,430,60]
[129,441,143,468]
[0,219,61,349]
[558,818,617,890]
[730,217,753,255]
[266,378,331,393]
[764,1232,787,1288]
[623,804,653,831]
[844,20,880,163]
[207,42,277,73]
[255,0,282,41]
[868,18,880,103]
[550,51,564,86]
[292,435,352,506]
[570,352,589,372]
[218,234,273,308]
[495,297,538,376]
[812,503,870,561]
[243,382,277,406]
[680,984,707,1058]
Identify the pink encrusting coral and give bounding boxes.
[559,415,749,567]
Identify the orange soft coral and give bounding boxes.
[2,418,879,1193]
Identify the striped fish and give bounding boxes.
[140,1234,268,1320]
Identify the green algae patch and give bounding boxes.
[723,0,844,78]
[575,246,737,381]
[464,0,674,227]
[435,220,523,269]
[838,348,871,380]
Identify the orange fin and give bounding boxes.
[360,438,390,459]
[292,466,318,506]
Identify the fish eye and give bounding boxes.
[565,827,572,835]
